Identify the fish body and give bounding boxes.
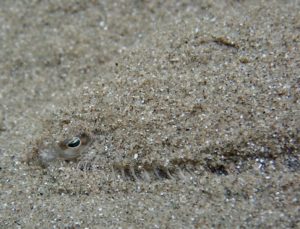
[25,29,299,179]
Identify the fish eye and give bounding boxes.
[67,137,81,148]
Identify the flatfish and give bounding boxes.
[25,31,299,181]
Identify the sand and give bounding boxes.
[0,0,299,228]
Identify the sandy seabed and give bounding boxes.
[0,1,299,228]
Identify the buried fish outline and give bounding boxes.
[23,72,299,180]
[22,21,300,178]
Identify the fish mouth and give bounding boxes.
[39,146,60,164]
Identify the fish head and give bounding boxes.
[25,117,94,166]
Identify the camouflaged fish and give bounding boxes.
[25,32,299,180]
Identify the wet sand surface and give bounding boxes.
[0,1,299,228]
